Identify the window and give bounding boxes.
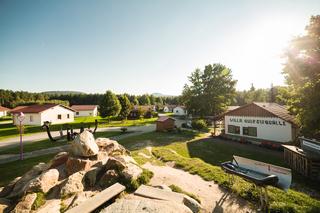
[30,115,33,122]
[243,127,257,137]
[67,114,70,119]
[57,114,62,119]
[76,112,79,115]
[228,125,240,134]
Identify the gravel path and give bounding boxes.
[143,162,253,213]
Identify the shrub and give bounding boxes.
[120,127,128,133]
[191,119,207,130]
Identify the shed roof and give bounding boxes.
[71,105,98,111]
[11,104,75,114]
[157,116,175,122]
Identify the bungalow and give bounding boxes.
[71,105,98,117]
[173,106,187,116]
[220,102,298,145]
[0,106,11,117]
[11,104,75,126]
[163,105,176,113]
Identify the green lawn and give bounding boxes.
[0,154,55,186]
[0,131,127,155]
[0,116,157,141]
[115,131,320,212]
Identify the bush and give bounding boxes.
[191,119,207,130]
[120,127,128,133]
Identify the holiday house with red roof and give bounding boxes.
[11,104,75,126]
[71,105,98,117]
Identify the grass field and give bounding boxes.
[0,116,157,141]
[0,154,56,186]
[116,131,320,212]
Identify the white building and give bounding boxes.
[163,105,176,113]
[221,102,297,144]
[71,105,98,117]
[0,106,10,117]
[173,106,187,116]
[11,104,75,126]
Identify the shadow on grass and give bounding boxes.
[186,136,320,197]
[186,137,284,167]
[119,130,200,151]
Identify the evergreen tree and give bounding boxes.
[118,95,132,119]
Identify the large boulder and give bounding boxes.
[71,131,99,157]
[95,138,128,156]
[8,163,49,199]
[0,198,11,213]
[36,199,61,213]
[27,169,59,193]
[60,171,85,198]
[99,169,120,188]
[105,157,127,171]
[84,167,102,187]
[49,152,69,169]
[0,177,20,198]
[11,193,37,213]
[65,156,95,176]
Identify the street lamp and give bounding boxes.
[17,112,25,160]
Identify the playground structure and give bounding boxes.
[42,119,98,142]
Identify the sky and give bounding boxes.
[0,0,319,95]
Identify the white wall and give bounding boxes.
[163,107,169,112]
[173,107,186,116]
[224,115,293,143]
[74,108,98,117]
[0,111,6,117]
[41,105,74,124]
[13,105,74,126]
[13,113,41,125]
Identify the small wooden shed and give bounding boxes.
[283,145,320,180]
[156,117,175,132]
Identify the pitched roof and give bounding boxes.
[11,104,75,114]
[0,106,11,112]
[225,102,296,125]
[253,102,296,124]
[71,105,98,111]
[157,116,175,122]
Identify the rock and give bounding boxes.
[67,191,97,210]
[66,156,95,175]
[99,170,120,188]
[84,167,102,187]
[50,152,69,168]
[71,130,99,157]
[27,169,59,193]
[0,198,11,213]
[122,163,143,180]
[183,195,202,213]
[94,151,109,166]
[8,163,49,199]
[95,138,128,156]
[36,199,61,213]
[105,157,126,171]
[60,171,85,197]
[154,184,172,192]
[100,198,193,213]
[0,177,20,198]
[12,193,37,213]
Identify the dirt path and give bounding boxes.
[143,162,254,213]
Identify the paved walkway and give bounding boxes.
[0,125,155,164]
